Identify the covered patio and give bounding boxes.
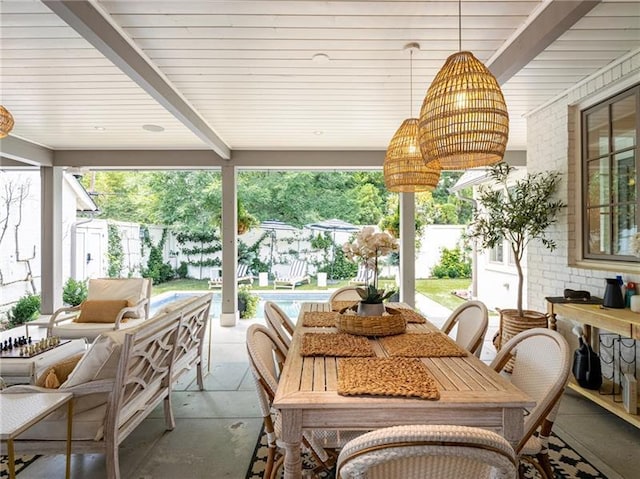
[1,1,639,478]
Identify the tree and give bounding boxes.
[468,162,566,316]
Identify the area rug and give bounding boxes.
[0,455,40,477]
[245,427,608,479]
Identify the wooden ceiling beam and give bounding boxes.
[42,0,231,159]
[487,0,601,85]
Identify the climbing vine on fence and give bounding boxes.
[107,223,124,277]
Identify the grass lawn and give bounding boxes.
[152,277,472,311]
[415,278,471,311]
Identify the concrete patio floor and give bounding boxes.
[12,296,640,479]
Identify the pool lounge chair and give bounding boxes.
[273,259,310,290]
[208,263,253,289]
[348,264,374,286]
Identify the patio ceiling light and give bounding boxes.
[418,0,508,170]
[0,105,15,139]
[384,43,441,192]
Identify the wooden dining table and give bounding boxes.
[273,301,535,479]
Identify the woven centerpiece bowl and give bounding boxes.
[336,306,406,337]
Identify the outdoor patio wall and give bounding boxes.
[0,170,80,315]
[526,50,640,369]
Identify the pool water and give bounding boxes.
[150,291,331,319]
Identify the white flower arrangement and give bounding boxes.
[342,227,398,296]
[631,232,640,258]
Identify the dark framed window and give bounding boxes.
[582,85,639,261]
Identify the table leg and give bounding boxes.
[7,438,16,479]
[503,408,524,450]
[65,400,73,479]
[280,409,303,479]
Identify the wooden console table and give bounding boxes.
[546,299,640,428]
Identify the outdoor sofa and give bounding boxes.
[1,293,213,479]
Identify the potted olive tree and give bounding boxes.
[469,162,566,351]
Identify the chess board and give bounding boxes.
[0,340,70,359]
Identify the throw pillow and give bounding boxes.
[75,299,129,323]
[35,353,84,389]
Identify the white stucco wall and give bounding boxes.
[416,225,466,279]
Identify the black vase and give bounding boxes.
[603,278,625,308]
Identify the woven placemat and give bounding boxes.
[380,332,467,357]
[300,333,375,357]
[389,306,427,324]
[331,300,358,312]
[302,311,339,327]
[338,357,440,400]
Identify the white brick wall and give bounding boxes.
[526,51,640,314]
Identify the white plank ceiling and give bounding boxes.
[1,0,639,156]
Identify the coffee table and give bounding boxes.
[0,392,73,479]
[0,339,87,385]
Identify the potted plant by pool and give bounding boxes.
[468,162,566,353]
[237,285,259,319]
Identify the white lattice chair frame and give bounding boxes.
[490,328,571,479]
[171,293,212,390]
[329,285,362,303]
[264,301,295,350]
[337,424,517,479]
[441,300,489,357]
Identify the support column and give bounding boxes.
[40,166,64,314]
[399,193,416,307]
[220,164,238,326]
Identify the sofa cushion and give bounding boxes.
[87,278,148,319]
[52,318,146,340]
[35,353,84,389]
[75,299,129,323]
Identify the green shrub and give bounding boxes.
[176,261,189,279]
[238,286,259,319]
[8,294,41,327]
[431,247,471,279]
[107,223,124,278]
[62,278,88,306]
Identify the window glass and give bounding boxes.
[587,206,610,256]
[587,157,609,207]
[489,242,504,263]
[582,85,638,261]
[613,150,636,205]
[613,203,637,256]
[587,108,609,158]
[612,95,636,151]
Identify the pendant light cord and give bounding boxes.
[409,48,413,117]
[458,0,462,52]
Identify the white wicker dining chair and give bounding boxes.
[264,301,295,350]
[337,424,518,479]
[246,324,351,478]
[329,285,362,303]
[490,328,571,479]
[441,300,489,357]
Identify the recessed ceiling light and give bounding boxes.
[142,124,165,132]
[94,126,105,131]
[313,130,324,136]
[312,53,330,64]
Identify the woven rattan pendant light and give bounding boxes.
[0,106,14,139]
[384,43,440,192]
[418,0,508,170]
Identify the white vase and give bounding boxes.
[357,302,385,316]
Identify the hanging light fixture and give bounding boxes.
[418,0,508,170]
[0,105,15,139]
[384,43,441,192]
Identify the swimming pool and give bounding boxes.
[150,290,331,319]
